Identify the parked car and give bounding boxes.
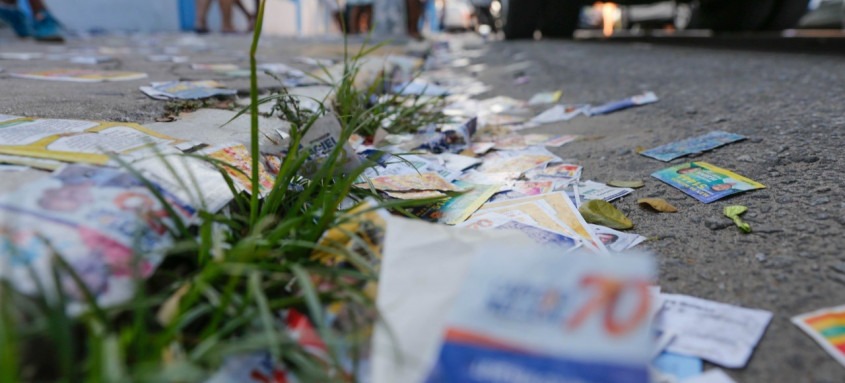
[500,0,811,39]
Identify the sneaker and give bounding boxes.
[32,11,63,42]
[0,4,30,37]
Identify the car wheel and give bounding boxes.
[761,0,810,30]
[687,0,776,31]
[504,0,543,39]
[539,0,582,38]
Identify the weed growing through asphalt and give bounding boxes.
[0,1,436,381]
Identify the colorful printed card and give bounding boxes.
[587,92,658,116]
[0,116,178,166]
[363,172,460,192]
[412,181,500,225]
[203,143,276,195]
[424,249,655,383]
[11,69,148,82]
[140,81,237,100]
[640,131,746,162]
[651,162,765,203]
[460,212,577,249]
[792,305,845,367]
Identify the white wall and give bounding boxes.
[44,0,332,35]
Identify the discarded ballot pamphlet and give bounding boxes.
[591,224,646,252]
[11,69,148,82]
[640,131,746,162]
[489,180,553,202]
[791,304,845,367]
[360,172,461,192]
[0,164,193,312]
[530,104,587,125]
[652,352,703,382]
[587,91,658,116]
[0,116,178,166]
[201,143,276,195]
[424,247,655,383]
[681,369,737,383]
[140,80,237,100]
[459,211,578,249]
[191,63,240,71]
[411,180,500,225]
[527,90,562,106]
[654,294,772,368]
[578,180,634,203]
[651,162,765,203]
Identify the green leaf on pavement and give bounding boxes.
[638,198,678,213]
[724,205,751,233]
[578,199,633,230]
[608,180,645,189]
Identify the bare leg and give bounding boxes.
[405,0,422,39]
[349,5,360,34]
[195,0,212,31]
[234,0,254,30]
[360,5,372,34]
[219,0,236,32]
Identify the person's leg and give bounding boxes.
[219,0,236,32]
[195,0,212,32]
[348,5,361,34]
[405,0,422,38]
[26,0,62,41]
[0,0,29,37]
[234,0,254,31]
[360,4,373,34]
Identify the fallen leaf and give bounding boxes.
[635,146,646,154]
[578,199,633,230]
[609,180,645,189]
[724,205,751,233]
[638,198,678,213]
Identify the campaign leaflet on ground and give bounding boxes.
[640,131,746,162]
[651,162,765,203]
[425,249,655,383]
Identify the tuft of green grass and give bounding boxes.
[0,1,438,381]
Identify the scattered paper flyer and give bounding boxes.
[591,224,646,252]
[460,211,578,248]
[652,352,703,382]
[140,80,237,100]
[527,90,562,105]
[527,163,583,181]
[641,131,747,162]
[0,52,45,60]
[201,143,276,195]
[579,180,634,202]
[69,55,115,65]
[489,180,553,202]
[191,63,240,71]
[651,162,765,203]
[0,116,178,166]
[257,63,305,77]
[411,180,499,225]
[530,104,587,124]
[587,91,658,116]
[0,164,192,312]
[791,304,845,367]
[655,294,773,368]
[425,247,656,383]
[11,69,148,83]
[361,172,461,192]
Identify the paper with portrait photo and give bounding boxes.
[140,80,237,100]
[655,294,772,368]
[411,181,499,225]
[651,162,765,203]
[459,212,578,249]
[591,224,646,252]
[489,180,554,202]
[480,192,605,252]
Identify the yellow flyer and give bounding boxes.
[0,116,178,167]
[203,143,276,195]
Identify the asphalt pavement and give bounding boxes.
[1,31,845,382]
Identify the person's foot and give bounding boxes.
[32,11,63,42]
[0,4,31,37]
[194,27,210,34]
